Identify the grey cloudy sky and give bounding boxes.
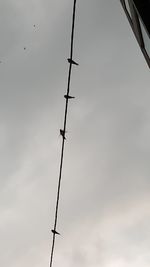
[0,0,150,266]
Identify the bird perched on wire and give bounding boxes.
[60,129,66,140]
[67,58,79,65]
[64,94,75,99]
[51,229,60,235]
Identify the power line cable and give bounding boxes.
[49,1,78,267]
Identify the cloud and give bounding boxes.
[1,0,150,266]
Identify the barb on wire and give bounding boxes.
[49,1,78,267]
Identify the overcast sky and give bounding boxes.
[0,0,150,267]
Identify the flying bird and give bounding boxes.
[64,94,75,99]
[67,58,79,66]
[51,229,60,235]
[24,47,26,50]
[60,129,66,140]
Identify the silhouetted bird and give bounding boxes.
[33,25,36,27]
[51,229,60,235]
[67,58,79,65]
[24,47,26,50]
[60,129,66,140]
[64,94,75,99]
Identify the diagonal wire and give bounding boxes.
[49,1,77,267]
